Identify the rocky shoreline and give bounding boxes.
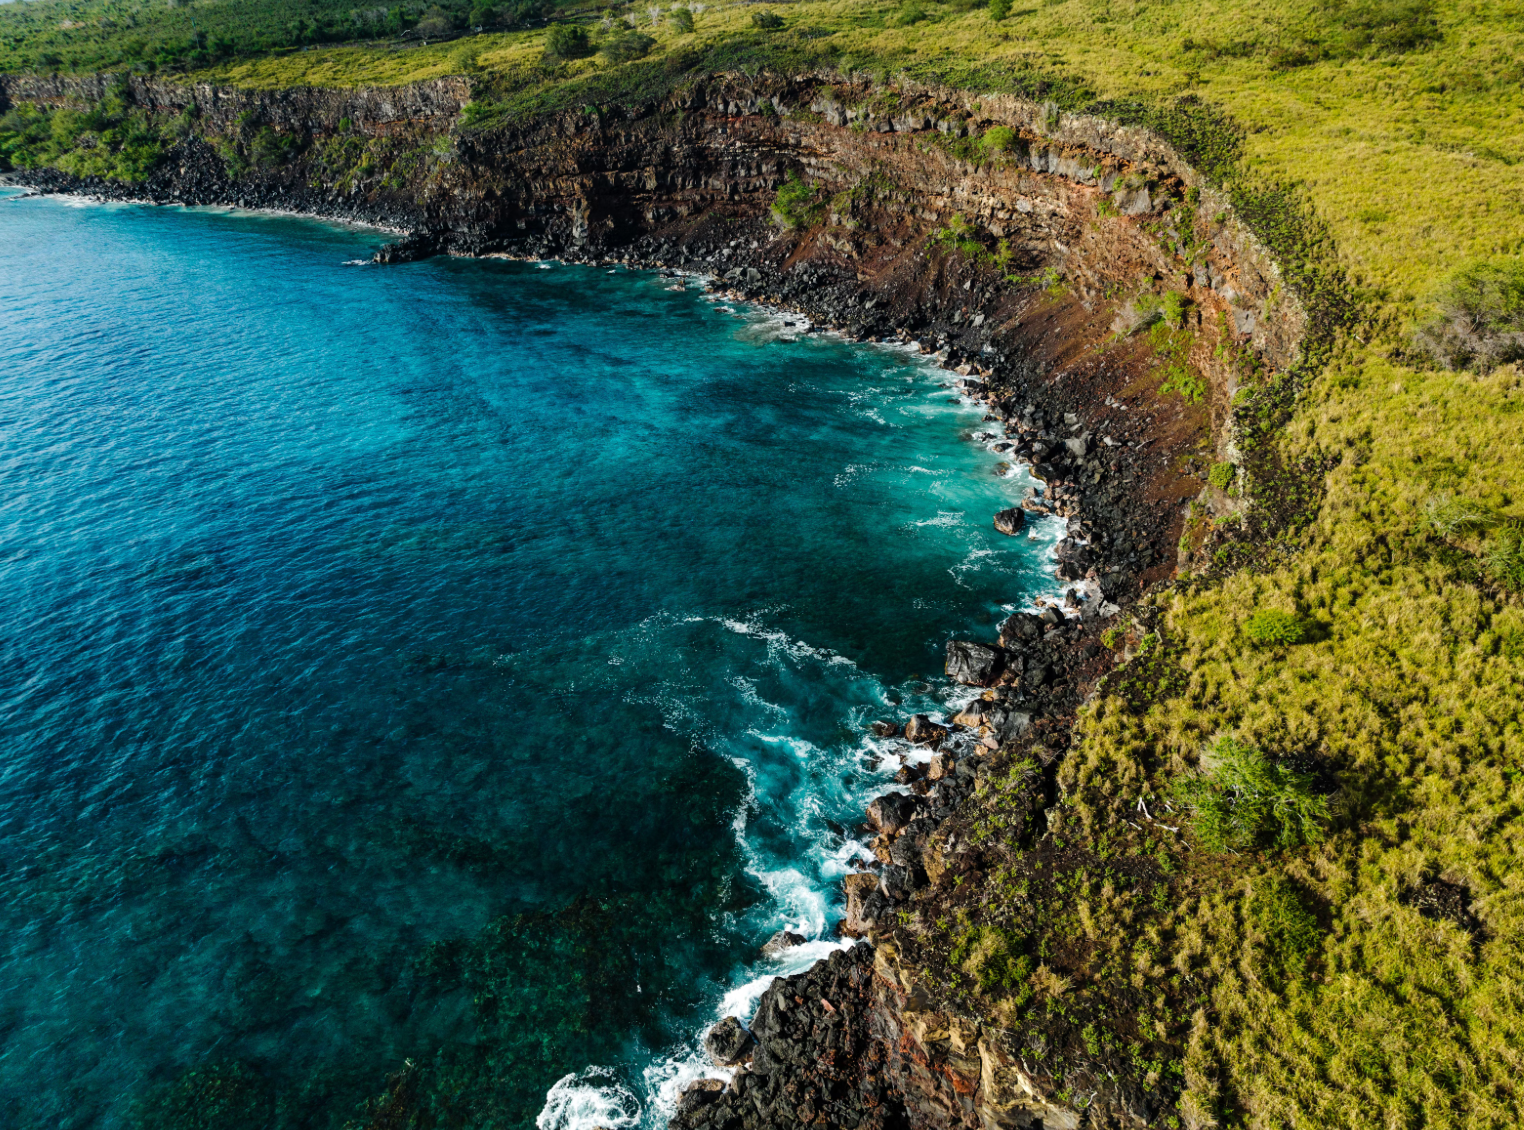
[1,68,1301,1127]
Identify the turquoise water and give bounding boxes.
[0,189,1060,1130]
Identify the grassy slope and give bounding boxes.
[7,1,1524,1126]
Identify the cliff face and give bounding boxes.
[0,72,470,135]
[0,71,1299,377]
[1,70,1304,1129]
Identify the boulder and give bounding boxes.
[993,506,1026,535]
[869,719,899,738]
[675,1078,725,1117]
[879,863,922,901]
[946,640,1003,686]
[1064,435,1089,458]
[704,1016,755,1066]
[1115,185,1152,215]
[867,791,920,835]
[928,752,955,781]
[842,872,890,936]
[987,706,1032,741]
[1000,613,1043,644]
[760,929,806,958]
[904,713,949,746]
[952,699,990,728]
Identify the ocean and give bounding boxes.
[0,188,1061,1129]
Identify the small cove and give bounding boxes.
[0,189,1064,1130]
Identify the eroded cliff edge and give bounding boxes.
[1,69,1307,1129]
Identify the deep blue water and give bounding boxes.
[0,189,1060,1130]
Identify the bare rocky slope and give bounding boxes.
[1,69,1306,1128]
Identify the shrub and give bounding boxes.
[669,6,694,33]
[979,125,1017,156]
[1425,492,1494,536]
[1173,737,1330,852]
[543,22,592,60]
[1414,259,1524,372]
[751,11,784,30]
[415,5,458,36]
[468,4,498,26]
[600,31,654,63]
[770,170,820,229]
[989,0,1012,17]
[1101,624,1124,650]
[1208,461,1236,489]
[250,126,296,168]
[1152,322,1205,402]
[1160,289,1190,328]
[1483,525,1524,591]
[1112,297,1162,336]
[1242,609,1306,645]
[951,925,1033,999]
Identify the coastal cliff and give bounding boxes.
[1,70,1305,1129]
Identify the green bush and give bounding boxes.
[751,11,784,30]
[1160,289,1190,328]
[1483,525,1524,591]
[250,125,296,168]
[1414,258,1524,372]
[600,31,654,63]
[669,6,695,33]
[1208,461,1237,489]
[951,924,1033,999]
[770,170,820,229]
[1242,609,1306,645]
[468,4,498,26]
[415,5,458,37]
[979,125,1017,156]
[989,0,1012,18]
[543,22,592,60]
[1173,737,1331,852]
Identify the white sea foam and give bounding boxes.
[537,1068,642,1130]
[717,616,857,668]
[949,545,997,587]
